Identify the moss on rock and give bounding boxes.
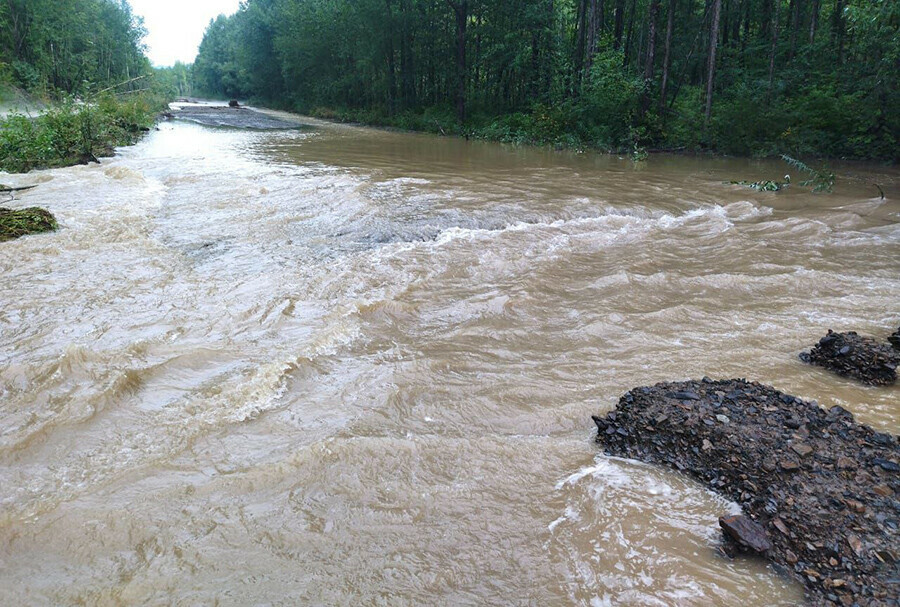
[0,207,57,241]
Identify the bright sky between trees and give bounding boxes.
[129,0,243,67]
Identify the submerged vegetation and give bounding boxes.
[731,177,791,192]
[730,154,835,193]
[192,0,898,161]
[781,154,836,193]
[0,206,57,241]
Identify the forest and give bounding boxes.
[193,0,899,160]
[0,0,152,95]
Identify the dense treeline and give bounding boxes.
[0,0,151,96]
[153,62,193,99]
[194,0,898,160]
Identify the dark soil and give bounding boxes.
[0,207,57,242]
[800,330,899,386]
[592,378,899,606]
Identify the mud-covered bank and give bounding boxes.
[593,379,899,606]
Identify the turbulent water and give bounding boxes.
[1,106,898,606]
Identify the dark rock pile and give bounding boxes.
[592,378,899,606]
[800,330,899,386]
[889,328,900,351]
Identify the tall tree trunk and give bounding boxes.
[705,0,721,126]
[400,0,416,108]
[584,0,604,75]
[787,0,800,61]
[575,0,588,81]
[623,0,637,66]
[640,0,661,117]
[446,0,468,123]
[832,0,844,63]
[722,0,730,47]
[761,0,773,40]
[659,0,675,114]
[808,0,819,43]
[768,0,780,94]
[742,0,751,51]
[613,0,626,49]
[731,0,742,46]
[385,0,397,115]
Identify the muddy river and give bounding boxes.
[1,106,898,605]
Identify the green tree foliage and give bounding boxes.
[153,62,194,99]
[190,0,894,160]
[0,0,151,96]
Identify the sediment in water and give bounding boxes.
[800,330,899,386]
[0,207,57,241]
[592,378,899,607]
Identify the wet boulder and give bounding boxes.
[0,207,57,242]
[719,515,772,554]
[593,379,900,606]
[228,99,240,108]
[800,330,898,386]
[889,327,900,351]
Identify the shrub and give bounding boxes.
[0,95,161,173]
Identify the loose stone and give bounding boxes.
[592,379,899,606]
[800,330,899,386]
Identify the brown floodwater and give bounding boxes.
[1,108,898,606]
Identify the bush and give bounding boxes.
[580,43,643,148]
[0,95,162,173]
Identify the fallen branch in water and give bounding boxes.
[0,185,38,193]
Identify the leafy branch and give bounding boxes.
[781,155,835,193]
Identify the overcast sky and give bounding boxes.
[129,0,243,67]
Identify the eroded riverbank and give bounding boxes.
[1,108,898,605]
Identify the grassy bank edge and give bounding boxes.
[0,93,169,174]
[252,100,893,167]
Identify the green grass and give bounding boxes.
[0,206,57,241]
[0,94,166,173]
